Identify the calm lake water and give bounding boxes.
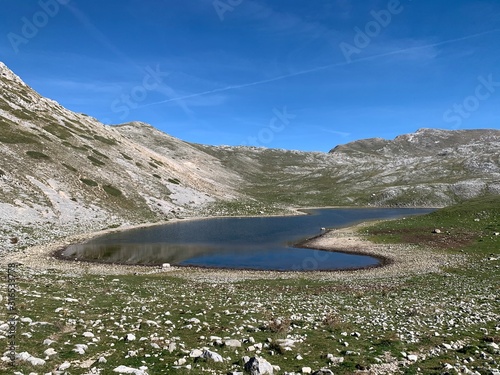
[61,208,434,271]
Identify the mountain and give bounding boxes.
[1,61,499,248]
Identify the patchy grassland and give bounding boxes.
[1,196,499,374]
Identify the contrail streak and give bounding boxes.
[141,28,500,108]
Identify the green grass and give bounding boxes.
[366,194,500,258]
[25,150,50,160]
[0,119,40,144]
[168,178,181,185]
[62,163,78,173]
[87,155,105,167]
[121,153,133,160]
[94,135,118,145]
[91,148,110,159]
[80,178,98,187]
[42,123,73,140]
[103,184,122,197]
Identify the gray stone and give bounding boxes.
[225,339,242,348]
[124,333,136,341]
[189,349,203,358]
[407,354,418,362]
[244,356,274,375]
[313,369,334,375]
[201,349,224,362]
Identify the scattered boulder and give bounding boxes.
[407,354,418,362]
[16,352,45,366]
[44,348,57,357]
[432,229,441,234]
[201,349,224,362]
[189,349,203,358]
[73,344,88,354]
[58,361,71,370]
[244,356,274,375]
[113,365,148,374]
[124,333,136,341]
[313,369,334,375]
[326,354,344,365]
[225,339,242,348]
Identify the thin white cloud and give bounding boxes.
[142,28,500,108]
[313,126,350,137]
[64,2,194,117]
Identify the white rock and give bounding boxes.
[43,338,55,346]
[407,354,418,362]
[487,342,499,349]
[275,338,295,348]
[74,344,88,354]
[124,333,136,341]
[225,339,242,348]
[302,367,312,374]
[58,361,71,370]
[244,356,274,375]
[83,331,95,338]
[113,365,148,374]
[328,355,344,364]
[189,349,203,358]
[44,348,57,357]
[174,358,186,366]
[187,318,201,324]
[16,352,45,366]
[202,349,224,362]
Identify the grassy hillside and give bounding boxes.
[367,194,500,258]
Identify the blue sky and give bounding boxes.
[1,0,499,151]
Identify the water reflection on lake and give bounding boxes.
[61,208,434,271]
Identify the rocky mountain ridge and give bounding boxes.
[1,62,499,250]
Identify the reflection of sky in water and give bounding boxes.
[62,208,434,271]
